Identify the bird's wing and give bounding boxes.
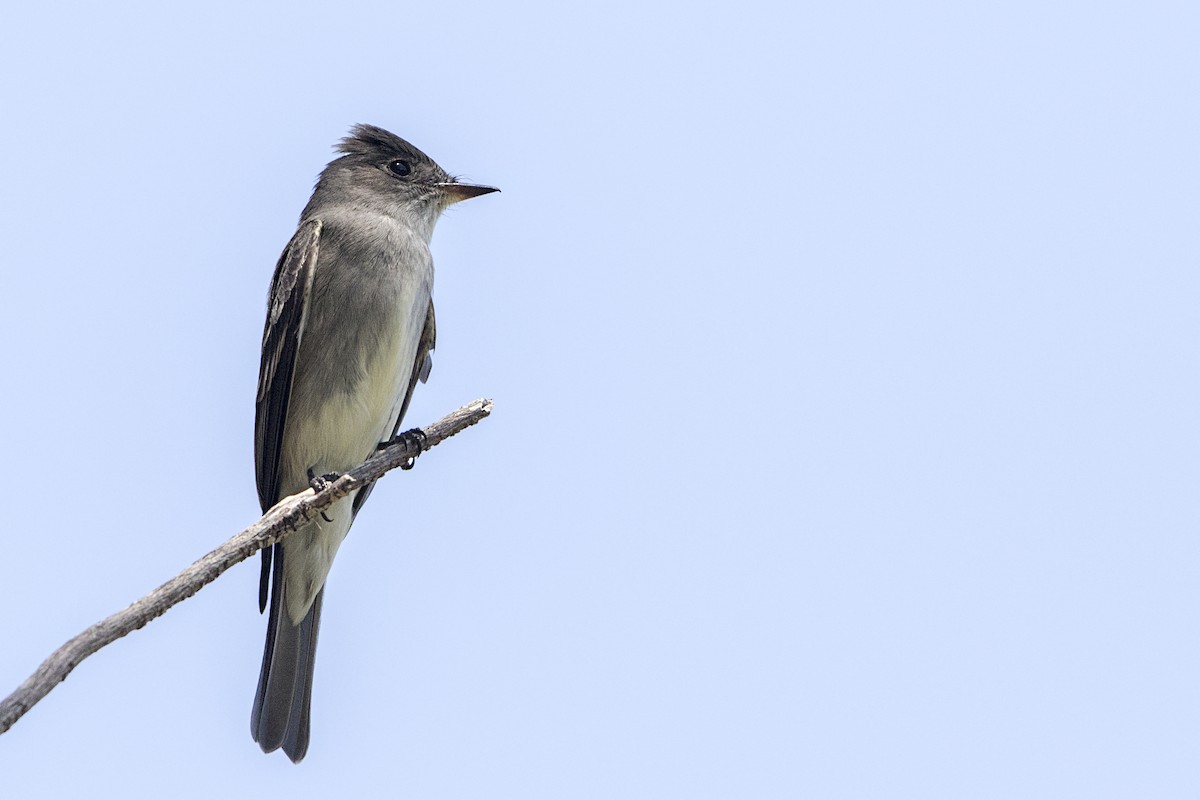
[254,218,321,611]
[350,299,436,519]
[400,299,437,429]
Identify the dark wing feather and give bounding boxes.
[254,218,321,611]
[400,300,437,431]
[350,300,436,518]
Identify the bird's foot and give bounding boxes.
[382,428,427,470]
[307,468,342,492]
[307,468,341,522]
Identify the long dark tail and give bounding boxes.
[251,543,323,763]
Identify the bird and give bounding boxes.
[251,124,497,762]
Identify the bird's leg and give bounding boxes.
[307,468,341,522]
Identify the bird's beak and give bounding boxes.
[438,182,500,204]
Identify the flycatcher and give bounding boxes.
[251,124,497,762]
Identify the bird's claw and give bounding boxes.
[307,469,341,522]
[394,429,427,470]
[307,469,342,493]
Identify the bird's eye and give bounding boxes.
[388,160,412,177]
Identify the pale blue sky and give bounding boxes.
[1,1,1196,797]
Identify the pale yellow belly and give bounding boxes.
[277,313,423,623]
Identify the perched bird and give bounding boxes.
[251,124,497,762]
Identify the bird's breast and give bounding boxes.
[279,221,433,493]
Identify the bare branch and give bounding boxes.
[0,398,493,735]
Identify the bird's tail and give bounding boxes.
[251,543,323,763]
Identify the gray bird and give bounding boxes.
[251,124,497,762]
